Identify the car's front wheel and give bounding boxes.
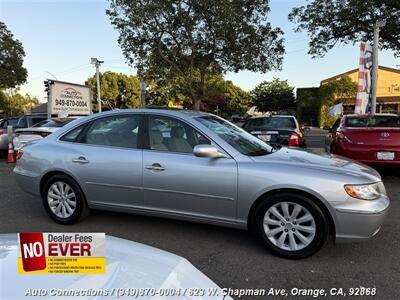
[42,174,89,224]
[253,193,329,259]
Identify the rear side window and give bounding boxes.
[31,117,46,125]
[82,115,141,149]
[60,125,84,142]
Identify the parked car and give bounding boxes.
[0,114,47,151]
[14,109,389,259]
[13,117,76,150]
[0,234,229,299]
[242,115,306,148]
[325,114,400,166]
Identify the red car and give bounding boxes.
[325,114,400,166]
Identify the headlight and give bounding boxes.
[344,182,387,200]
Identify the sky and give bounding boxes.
[1,0,399,102]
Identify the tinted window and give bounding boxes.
[149,116,210,153]
[60,125,84,142]
[17,117,27,128]
[31,117,46,125]
[196,116,272,156]
[1,118,19,128]
[243,117,296,131]
[84,115,141,149]
[346,116,400,128]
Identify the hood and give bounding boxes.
[251,147,381,181]
[0,234,228,300]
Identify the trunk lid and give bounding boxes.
[342,127,400,147]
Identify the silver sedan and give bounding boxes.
[14,109,390,259]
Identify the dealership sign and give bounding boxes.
[18,233,105,274]
[48,81,92,115]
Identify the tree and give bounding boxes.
[319,75,357,127]
[85,71,141,110]
[106,0,284,110]
[0,92,40,117]
[289,0,400,57]
[252,78,295,112]
[0,22,27,89]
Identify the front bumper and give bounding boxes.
[334,195,390,242]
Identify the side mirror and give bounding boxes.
[322,125,331,131]
[193,144,227,158]
[303,127,311,133]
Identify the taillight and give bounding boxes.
[16,149,23,160]
[288,133,301,146]
[338,132,353,143]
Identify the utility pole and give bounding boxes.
[91,57,104,113]
[140,82,146,108]
[371,20,386,115]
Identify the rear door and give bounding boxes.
[60,114,144,207]
[142,114,237,222]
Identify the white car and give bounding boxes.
[13,118,76,150]
[0,234,229,299]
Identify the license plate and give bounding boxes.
[377,152,395,160]
[258,134,271,142]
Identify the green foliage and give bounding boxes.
[296,87,321,126]
[85,71,140,110]
[289,0,400,57]
[106,0,284,110]
[251,78,295,112]
[319,76,357,127]
[0,22,27,89]
[0,91,40,116]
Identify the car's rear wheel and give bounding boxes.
[253,193,329,259]
[42,174,89,224]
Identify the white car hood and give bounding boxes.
[0,234,229,299]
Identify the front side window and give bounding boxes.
[196,116,273,156]
[83,115,141,149]
[148,115,210,153]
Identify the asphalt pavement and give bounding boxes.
[0,132,399,299]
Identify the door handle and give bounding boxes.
[145,163,165,171]
[72,156,89,164]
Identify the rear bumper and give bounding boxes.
[333,195,390,242]
[13,167,41,196]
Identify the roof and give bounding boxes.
[321,65,400,84]
[97,108,211,118]
[249,114,295,119]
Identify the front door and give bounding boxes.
[142,114,237,222]
[62,114,144,208]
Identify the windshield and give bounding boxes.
[32,118,74,128]
[243,117,296,131]
[346,116,400,128]
[196,116,273,156]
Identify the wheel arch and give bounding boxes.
[247,188,336,237]
[39,170,86,201]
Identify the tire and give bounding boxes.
[42,174,89,225]
[253,192,329,259]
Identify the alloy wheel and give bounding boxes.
[47,181,77,219]
[263,201,316,251]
